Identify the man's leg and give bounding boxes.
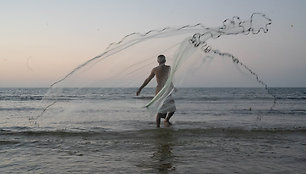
[164,112,174,126]
[156,113,167,128]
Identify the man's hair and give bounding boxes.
[157,55,166,64]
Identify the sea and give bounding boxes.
[0,87,305,174]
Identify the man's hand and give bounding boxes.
[136,89,141,96]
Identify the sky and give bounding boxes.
[1,0,306,87]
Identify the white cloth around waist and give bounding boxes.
[158,95,176,114]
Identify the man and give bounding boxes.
[136,55,176,128]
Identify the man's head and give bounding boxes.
[157,55,166,64]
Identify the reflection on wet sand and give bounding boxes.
[137,128,177,173]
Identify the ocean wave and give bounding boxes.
[0,107,40,111]
[174,96,275,101]
[0,95,43,101]
[0,94,131,101]
[133,96,154,100]
[0,140,20,145]
[1,88,305,102]
[1,126,305,138]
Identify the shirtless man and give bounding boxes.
[136,55,175,128]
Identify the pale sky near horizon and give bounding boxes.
[1,0,306,87]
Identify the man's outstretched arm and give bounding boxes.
[136,69,155,96]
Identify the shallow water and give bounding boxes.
[1,88,306,173]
